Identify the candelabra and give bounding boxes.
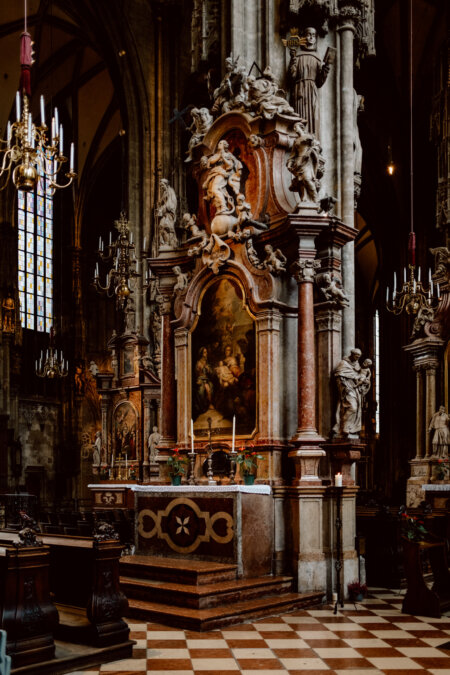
[0,28,76,193]
[35,327,68,379]
[93,212,140,310]
[386,265,440,316]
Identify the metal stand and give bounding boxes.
[188,451,196,485]
[229,451,237,484]
[334,486,344,614]
[206,417,216,485]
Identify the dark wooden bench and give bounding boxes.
[402,535,450,617]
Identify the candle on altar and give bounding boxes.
[125,453,128,476]
[191,419,194,453]
[232,415,236,452]
[335,472,343,487]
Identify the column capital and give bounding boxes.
[291,259,321,283]
[336,1,363,32]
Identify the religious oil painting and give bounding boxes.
[192,278,256,436]
[113,401,138,460]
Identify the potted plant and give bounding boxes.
[400,511,428,542]
[129,463,137,481]
[347,580,368,602]
[235,446,265,485]
[166,448,188,485]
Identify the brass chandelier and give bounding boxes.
[35,327,68,379]
[93,212,140,310]
[0,4,76,193]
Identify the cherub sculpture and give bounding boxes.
[262,244,287,273]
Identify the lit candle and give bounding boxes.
[191,419,194,453]
[403,267,406,283]
[54,107,59,132]
[437,283,440,298]
[232,415,236,452]
[95,262,99,278]
[98,236,102,250]
[130,231,133,245]
[385,287,389,304]
[335,473,342,487]
[27,113,32,144]
[143,236,147,251]
[393,272,396,294]
[417,266,421,282]
[16,91,21,121]
[59,124,63,156]
[109,231,112,245]
[70,143,75,172]
[40,95,45,126]
[51,117,55,144]
[7,121,11,148]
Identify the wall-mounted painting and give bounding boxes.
[113,401,138,460]
[192,278,256,436]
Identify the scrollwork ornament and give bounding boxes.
[291,258,321,283]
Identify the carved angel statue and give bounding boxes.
[316,272,349,308]
[173,265,190,293]
[287,120,324,205]
[429,406,449,459]
[185,107,213,162]
[262,244,287,273]
[181,212,206,239]
[211,55,248,116]
[247,66,295,120]
[157,178,178,250]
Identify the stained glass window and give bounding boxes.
[17,161,53,332]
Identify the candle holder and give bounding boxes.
[206,417,216,486]
[334,485,344,614]
[229,450,237,484]
[188,451,196,485]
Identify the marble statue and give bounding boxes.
[93,430,102,466]
[262,244,287,273]
[2,295,15,333]
[287,26,333,137]
[201,139,243,234]
[333,348,371,437]
[182,213,205,239]
[430,246,450,277]
[89,360,99,376]
[211,55,248,115]
[246,238,262,268]
[148,426,161,462]
[429,407,449,459]
[157,178,178,249]
[173,265,189,293]
[317,272,349,307]
[246,67,295,120]
[287,120,324,204]
[185,107,213,162]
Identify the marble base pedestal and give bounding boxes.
[322,440,363,485]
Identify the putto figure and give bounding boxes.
[287,120,324,205]
[156,178,178,250]
[262,244,287,273]
[288,26,333,138]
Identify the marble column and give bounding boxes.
[415,367,425,460]
[256,310,282,443]
[288,486,327,592]
[337,4,362,356]
[174,328,190,448]
[143,393,152,481]
[158,295,176,448]
[289,259,325,484]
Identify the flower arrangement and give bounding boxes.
[99,464,110,480]
[129,463,137,480]
[235,446,265,476]
[166,448,188,477]
[400,511,428,542]
[347,580,368,600]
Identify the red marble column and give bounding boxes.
[158,296,176,447]
[292,259,323,443]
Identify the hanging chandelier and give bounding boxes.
[0,3,76,193]
[93,211,140,310]
[35,326,68,379]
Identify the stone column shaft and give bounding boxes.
[159,301,176,447]
[257,310,281,441]
[425,367,437,458]
[415,369,424,459]
[174,329,190,447]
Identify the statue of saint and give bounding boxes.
[186,107,213,162]
[246,67,295,120]
[93,430,102,466]
[148,426,161,462]
[287,120,324,204]
[429,407,450,458]
[333,349,371,437]
[201,140,244,235]
[157,179,178,249]
[287,26,333,138]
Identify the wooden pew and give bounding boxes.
[402,535,450,617]
[0,529,130,649]
[0,630,12,675]
[0,540,58,668]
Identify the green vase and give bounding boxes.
[171,474,182,486]
[244,474,255,485]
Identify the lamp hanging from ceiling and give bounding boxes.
[0,0,76,192]
[35,326,68,379]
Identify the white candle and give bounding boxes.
[7,121,11,148]
[70,143,74,172]
[385,287,389,304]
[191,419,194,453]
[59,124,63,156]
[417,266,421,282]
[16,92,21,121]
[40,94,45,126]
[403,267,406,283]
[27,113,32,144]
[125,453,128,474]
[98,236,102,250]
[51,117,55,144]
[437,283,440,298]
[393,272,397,294]
[335,473,342,487]
[109,231,112,245]
[232,415,236,452]
[143,236,147,251]
[54,107,59,132]
[95,262,99,277]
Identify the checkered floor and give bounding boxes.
[71,589,450,674]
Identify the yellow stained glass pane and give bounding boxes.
[37,257,44,275]
[45,238,52,257]
[26,253,34,273]
[37,297,44,315]
[26,274,35,293]
[18,209,25,229]
[45,259,52,279]
[45,298,52,319]
[45,279,53,298]
[45,317,52,333]
[26,314,34,330]
[19,272,25,291]
[26,192,34,212]
[18,191,25,209]
[37,316,44,332]
[37,277,44,295]
[27,232,34,251]
[26,211,34,231]
[18,230,24,250]
[37,235,44,256]
[18,250,25,270]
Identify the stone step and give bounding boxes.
[119,555,237,586]
[120,574,294,609]
[126,591,324,631]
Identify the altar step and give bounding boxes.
[120,555,323,631]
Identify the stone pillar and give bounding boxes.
[256,310,282,443]
[143,393,152,482]
[337,4,362,356]
[289,259,325,484]
[425,367,437,458]
[158,295,176,448]
[415,367,425,459]
[315,309,342,438]
[174,328,190,448]
[325,485,359,598]
[273,486,287,576]
[288,486,327,592]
